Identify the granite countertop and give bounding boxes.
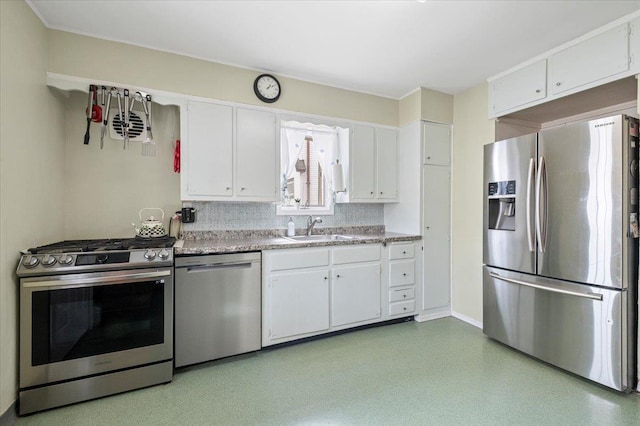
[174,227,421,255]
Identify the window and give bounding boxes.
[277,120,348,215]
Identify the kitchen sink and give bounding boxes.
[282,234,358,242]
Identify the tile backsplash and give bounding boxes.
[182,202,384,231]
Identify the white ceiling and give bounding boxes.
[28,0,640,99]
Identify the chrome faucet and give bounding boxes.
[306,216,323,236]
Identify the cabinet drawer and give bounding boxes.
[389,243,414,260]
[389,287,415,303]
[269,248,330,271]
[332,244,381,265]
[389,260,415,287]
[389,300,415,316]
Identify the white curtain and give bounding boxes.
[280,121,345,201]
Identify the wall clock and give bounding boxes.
[253,74,281,103]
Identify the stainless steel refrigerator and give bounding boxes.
[483,114,639,392]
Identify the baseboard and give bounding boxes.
[414,309,451,322]
[0,401,17,426]
[451,310,483,329]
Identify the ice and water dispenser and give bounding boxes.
[487,180,516,231]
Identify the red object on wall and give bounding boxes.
[174,140,181,173]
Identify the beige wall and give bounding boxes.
[0,0,67,416]
[398,88,454,126]
[64,92,181,238]
[399,89,421,126]
[450,82,494,324]
[47,31,399,126]
[420,87,454,124]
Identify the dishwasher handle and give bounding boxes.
[183,262,256,273]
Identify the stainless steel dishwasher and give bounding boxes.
[174,252,261,368]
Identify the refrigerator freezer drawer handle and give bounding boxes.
[488,272,603,301]
[526,158,535,252]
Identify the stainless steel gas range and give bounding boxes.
[16,237,176,415]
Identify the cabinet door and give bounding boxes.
[423,122,451,166]
[630,17,640,73]
[423,165,450,310]
[350,125,376,199]
[267,269,330,340]
[489,60,547,117]
[376,128,398,199]
[549,24,629,96]
[185,101,233,197]
[236,108,277,199]
[331,263,381,327]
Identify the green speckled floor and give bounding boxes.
[15,318,640,425]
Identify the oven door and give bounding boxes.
[20,268,173,389]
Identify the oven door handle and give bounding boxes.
[22,270,171,289]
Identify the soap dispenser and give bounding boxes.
[287,216,295,237]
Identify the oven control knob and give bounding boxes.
[96,254,109,264]
[158,249,170,260]
[59,254,74,265]
[144,250,157,260]
[23,255,39,268]
[42,254,57,266]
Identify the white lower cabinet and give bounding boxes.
[387,242,418,317]
[268,269,330,341]
[331,263,381,327]
[263,243,385,346]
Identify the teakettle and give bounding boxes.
[132,208,167,238]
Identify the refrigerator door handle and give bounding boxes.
[536,156,547,252]
[488,272,603,301]
[526,158,535,252]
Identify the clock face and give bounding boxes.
[254,74,281,103]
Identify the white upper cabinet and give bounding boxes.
[184,101,233,198]
[488,14,640,119]
[423,122,451,166]
[488,60,547,117]
[548,24,629,96]
[350,125,377,200]
[235,108,278,199]
[375,127,398,200]
[182,102,277,201]
[349,125,398,202]
[629,17,640,73]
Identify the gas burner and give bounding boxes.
[28,237,176,254]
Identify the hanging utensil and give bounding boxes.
[91,87,102,123]
[83,85,95,145]
[115,89,124,145]
[100,88,115,149]
[141,93,156,157]
[123,89,130,150]
[101,86,106,106]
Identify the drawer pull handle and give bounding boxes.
[324,277,327,280]
[403,307,407,311]
[403,273,407,276]
[403,295,406,298]
[336,274,341,278]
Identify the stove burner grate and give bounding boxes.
[28,237,176,254]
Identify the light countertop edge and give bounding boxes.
[174,233,421,256]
